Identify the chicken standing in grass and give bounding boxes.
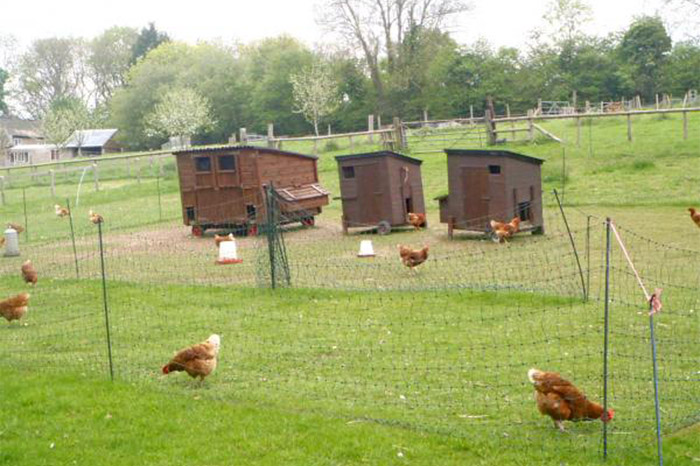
[398,244,429,272]
[407,212,427,230]
[55,204,70,218]
[162,334,221,382]
[89,210,104,224]
[214,233,234,247]
[7,223,24,234]
[489,217,521,243]
[688,208,700,229]
[0,293,30,323]
[528,368,614,432]
[21,260,37,286]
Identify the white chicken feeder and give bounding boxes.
[357,240,376,258]
[4,228,19,257]
[216,238,242,264]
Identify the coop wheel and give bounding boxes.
[377,221,392,235]
[247,224,258,237]
[191,225,204,237]
[301,216,315,227]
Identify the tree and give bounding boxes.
[110,41,246,149]
[290,63,340,135]
[131,23,169,64]
[543,0,592,45]
[663,42,700,95]
[144,87,213,144]
[43,97,92,155]
[317,0,470,111]
[17,38,89,118]
[620,16,672,99]
[0,68,8,115]
[89,27,138,104]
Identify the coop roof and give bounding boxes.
[275,183,330,202]
[172,145,318,160]
[64,129,118,148]
[444,149,544,165]
[335,150,422,165]
[0,116,43,139]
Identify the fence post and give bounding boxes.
[156,172,163,222]
[626,114,632,142]
[0,176,5,206]
[655,94,659,110]
[136,158,141,184]
[93,162,99,191]
[469,105,474,125]
[649,305,664,466]
[349,134,355,151]
[126,157,131,178]
[377,115,381,129]
[97,220,114,381]
[22,187,29,242]
[553,189,587,301]
[603,218,611,460]
[240,128,247,144]
[66,197,79,279]
[265,185,277,289]
[585,215,591,301]
[393,117,406,150]
[267,123,275,148]
[50,169,56,197]
[527,110,534,141]
[576,116,581,147]
[368,115,374,143]
[683,111,688,140]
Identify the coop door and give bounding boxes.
[356,163,382,224]
[461,167,490,225]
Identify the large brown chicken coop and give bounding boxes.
[436,149,544,239]
[335,151,425,234]
[174,146,330,236]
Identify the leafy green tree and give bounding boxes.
[130,23,169,64]
[17,37,89,118]
[663,42,700,95]
[110,41,245,149]
[543,0,592,45]
[240,36,313,135]
[0,68,8,115]
[89,26,138,104]
[43,97,92,155]
[144,87,214,144]
[620,16,672,99]
[290,63,340,136]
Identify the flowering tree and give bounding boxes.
[145,87,213,145]
[290,64,339,136]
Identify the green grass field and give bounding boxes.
[1,113,699,465]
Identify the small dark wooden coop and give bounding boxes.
[436,149,544,238]
[335,151,425,234]
[174,146,329,236]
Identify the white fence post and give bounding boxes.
[50,169,56,197]
[93,162,99,191]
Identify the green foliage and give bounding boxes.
[620,16,672,98]
[130,22,169,64]
[290,62,340,135]
[0,67,7,115]
[144,87,214,140]
[89,26,138,104]
[42,96,92,148]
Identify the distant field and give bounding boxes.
[0,113,699,465]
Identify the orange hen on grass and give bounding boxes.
[398,244,429,272]
[0,293,30,323]
[528,368,614,432]
[162,334,221,382]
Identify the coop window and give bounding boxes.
[218,155,236,171]
[185,206,196,221]
[488,165,501,174]
[517,201,532,221]
[195,156,211,172]
[342,166,355,179]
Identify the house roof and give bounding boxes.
[443,149,544,165]
[172,145,318,160]
[64,129,118,148]
[335,150,422,165]
[0,116,43,139]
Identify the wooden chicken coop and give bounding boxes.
[335,151,425,234]
[436,149,544,239]
[174,146,330,236]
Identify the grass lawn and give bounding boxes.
[1,113,699,465]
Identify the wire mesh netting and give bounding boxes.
[0,180,697,464]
